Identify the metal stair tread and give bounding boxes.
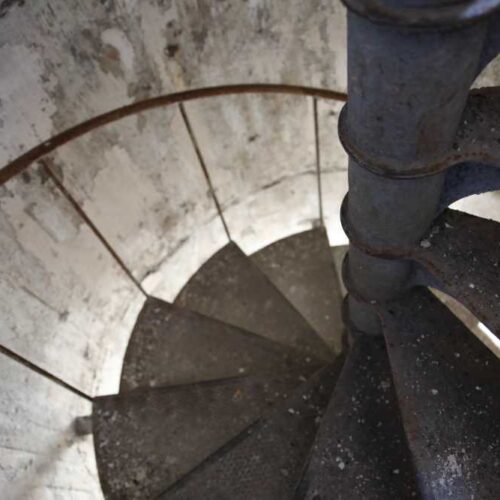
[120,296,323,392]
[93,372,304,500]
[159,362,344,500]
[174,241,332,361]
[251,227,344,353]
[297,334,418,500]
[414,208,500,338]
[380,288,500,499]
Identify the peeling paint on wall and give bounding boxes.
[0,0,348,166]
[0,167,144,397]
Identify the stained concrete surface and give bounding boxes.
[0,355,102,500]
[0,166,144,396]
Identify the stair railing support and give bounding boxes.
[340,0,500,335]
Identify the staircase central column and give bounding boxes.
[340,0,492,335]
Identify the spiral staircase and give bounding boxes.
[89,222,500,499]
[88,2,500,498]
[2,1,500,499]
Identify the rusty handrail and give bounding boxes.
[0,84,347,186]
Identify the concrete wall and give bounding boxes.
[0,1,499,498]
[0,355,101,500]
[0,167,144,396]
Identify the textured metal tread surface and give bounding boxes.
[297,335,418,500]
[93,373,303,500]
[160,362,344,500]
[381,288,500,499]
[175,242,332,361]
[414,209,500,338]
[251,228,344,353]
[120,296,322,392]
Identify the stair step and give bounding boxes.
[120,297,322,391]
[414,209,500,338]
[160,362,344,500]
[175,242,332,361]
[381,288,500,499]
[93,373,303,499]
[297,335,418,500]
[251,228,344,353]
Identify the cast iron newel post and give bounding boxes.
[340,0,500,336]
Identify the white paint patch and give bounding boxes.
[0,44,57,166]
[24,195,80,243]
[101,28,136,75]
[139,1,179,92]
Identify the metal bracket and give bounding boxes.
[339,87,500,179]
[342,0,500,29]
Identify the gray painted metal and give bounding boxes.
[120,296,323,392]
[381,288,500,499]
[297,335,418,500]
[251,228,344,353]
[160,362,344,500]
[342,0,500,28]
[340,86,500,178]
[175,242,332,361]
[342,2,495,333]
[413,209,500,339]
[440,162,500,209]
[345,14,486,174]
[479,10,500,71]
[93,373,302,500]
[343,206,500,340]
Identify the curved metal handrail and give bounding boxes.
[0,83,348,401]
[0,84,347,186]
